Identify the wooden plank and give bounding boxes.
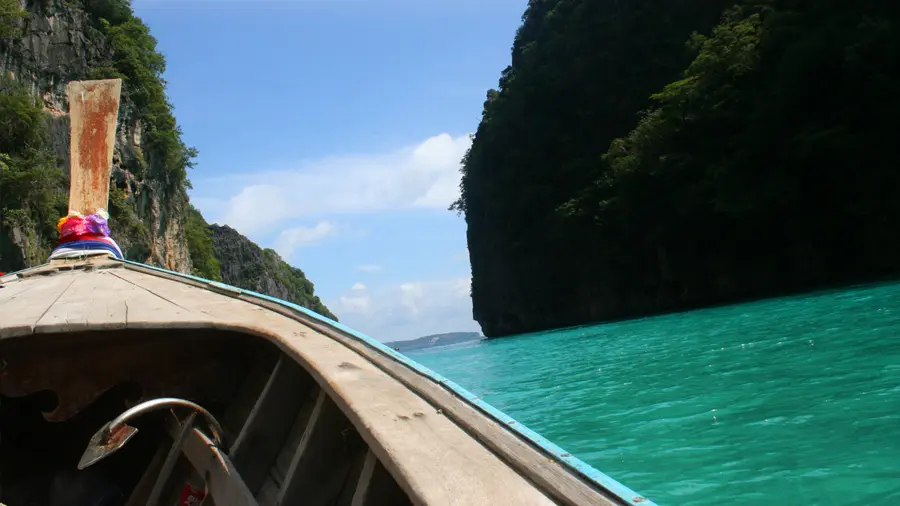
[66,79,122,215]
[148,412,199,506]
[103,270,214,329]
[333,447,370,506]
[351,452,379,506]
[270,398,315,487]
[34,270,129,332]
[31,269,206,334]
[169,422,258,506]
[221,349,278,443]
[351,451,413,506]
[0,271,80,339]
[254,479,279,506]
[105,270,226,329]
[255,384,321,505]
[277,390,367,506]
[277,389,327,501]
[124,445,170,506]
[229,356,313,494]
[0,277,32,302]
[111,266,566,505]
[0,272,19,284]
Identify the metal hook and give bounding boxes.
[77,397,225,470]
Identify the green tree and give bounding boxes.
[0,80,66,270]
[0,0,26,39]
[82,0,196,189]
[185,205,223,281]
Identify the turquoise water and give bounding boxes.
[407,282,900,505]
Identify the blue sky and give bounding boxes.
[131,0,526,341]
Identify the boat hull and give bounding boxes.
[0,257,654,506]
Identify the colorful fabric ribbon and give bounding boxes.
[57,209,112,242]
[50,209,124,260]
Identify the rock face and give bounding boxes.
[456,0,734,337]
[459,0,900,337]
[0,0,190,272]
[208,224,336,320]
[0,0,335,319]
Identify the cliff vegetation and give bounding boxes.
[456,0,900,336]
[207,223,336,320]
[0,0,333,317]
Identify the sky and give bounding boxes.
[131,0,527,341]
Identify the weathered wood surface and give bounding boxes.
[0,260,632,506]
[66,79,122,216]
[352,451,413,506]
[0,271,80,339]
[124,445,169,506]
[0,260,203,339]
[230,357,313,494]
[117,266,557,505]
[255,384,322,505]
[168,420,258,506]
[34,269,130,332]
[221,350,277,445]
[278,390,366,506]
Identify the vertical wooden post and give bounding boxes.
[66,79,122,216]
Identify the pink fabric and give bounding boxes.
[57,213,112,243]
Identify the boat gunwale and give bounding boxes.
[0,258,657,506]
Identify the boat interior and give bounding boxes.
[0,258,640,506]
[0,328,412,506]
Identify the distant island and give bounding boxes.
[386,332,484,353]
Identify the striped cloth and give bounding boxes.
[50,210,125,261]
[49,234,124,261]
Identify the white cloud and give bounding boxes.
[195,133,471,236]
[338,293,370,313]
[273,221,337,258]
[351,282,366,291]
[330,276,478,342]
[357,264,383,273]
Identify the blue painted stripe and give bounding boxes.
[100,260,655,505]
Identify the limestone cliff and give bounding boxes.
[0,0,190,271]
[183,207,335,318]
[458,0,900,337]
[207,224,336,320]
[0,0,334,319]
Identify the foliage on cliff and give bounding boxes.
[456,0,900,336]
[185,205,222,281]
[79,0,197,188]
[207,223,336,320]
[0,0,194,267]
[0,0,334,317]
[0,0,24,38]
[454,0,734,336]
[0,80,66,270]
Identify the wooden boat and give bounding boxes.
[0,80,656,506]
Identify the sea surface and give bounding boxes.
[406,282,900,506]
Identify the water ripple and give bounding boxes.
[409,281,900,505]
